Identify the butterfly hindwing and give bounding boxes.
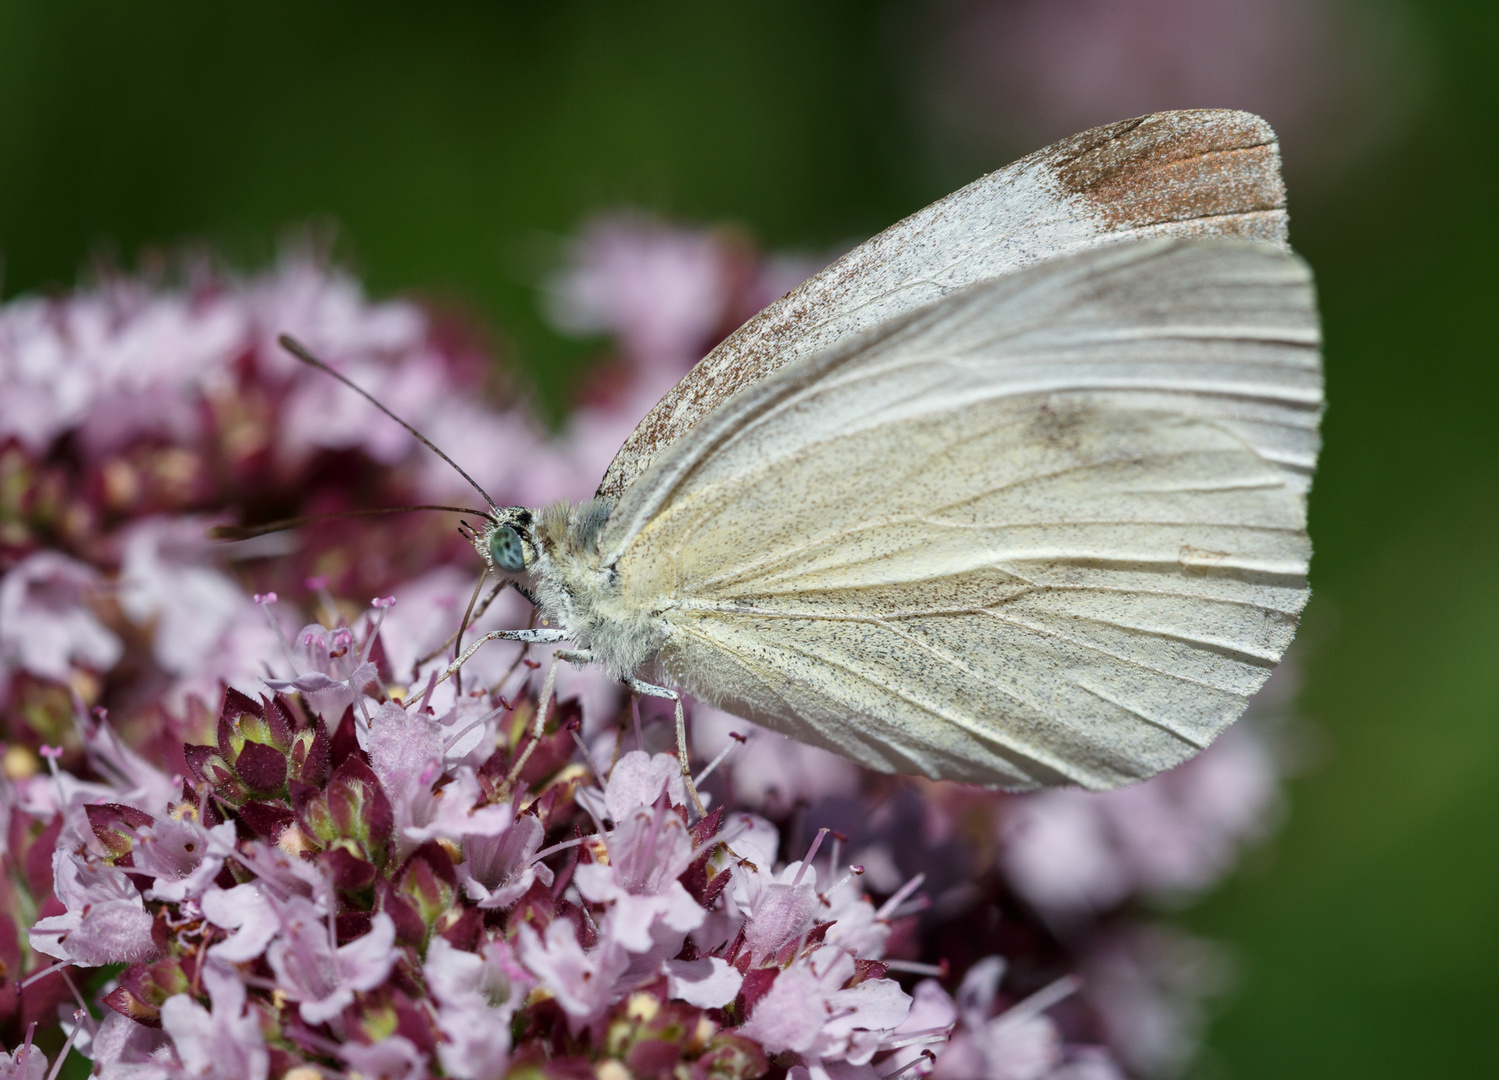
[602,239,1320,789]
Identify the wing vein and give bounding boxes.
[1071,680,1208,749]
[754,619,1105,786]
[975,607,1246,694]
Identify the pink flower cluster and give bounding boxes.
[0,220,1296,1077]
[2,674,848,1076]
[3,607,1131,1078]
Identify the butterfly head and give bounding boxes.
[469,507,539,576]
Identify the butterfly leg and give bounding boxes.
[438,627,569,684]
[503,646,593,793]
[413,578,510,672]
[627,678,707,819]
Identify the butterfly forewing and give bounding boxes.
[602,239,1320,789]
[597,108,1290,503]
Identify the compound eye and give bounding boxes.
[488,525,527,573]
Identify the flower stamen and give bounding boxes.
[692,730,746,787]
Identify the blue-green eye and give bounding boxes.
[488,525,527,573]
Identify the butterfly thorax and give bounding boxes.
[526,499,663,680]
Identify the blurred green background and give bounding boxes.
[0,1,1493,1076]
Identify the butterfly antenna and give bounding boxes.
[278,333,501,516]
[208,504,494,542]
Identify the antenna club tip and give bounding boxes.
[277,333,317,364]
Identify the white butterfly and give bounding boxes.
[298,109,1322,802]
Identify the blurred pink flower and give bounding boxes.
[543,214,823,513]
[926,959,1125,1080]
[424,935,531,1080]
[88,1011,173,1079]
[132,815,236,903]
[739,945,912,1067]
[77,711,179,818]
[201,883,280,964]
[265,898,398,1026]
[546,215,730,375]
[879,978,960,1078]
[246,257,428,377]
[29,848,158,966]
[280,350,449,466]
[917,0,1423,175]
[933,959,1059,1080]
[158,962,269,1080]
[0,552,121,697]
[515,917,630,1025]
[693,706,861,813]
[0,1034,48,1080]
[1081,925,1230,1079]
[457,812,554,910]
[339,1036,427,1080]
[0,284,241,455]
[117,516,280,703]
[1001,725,1281,919]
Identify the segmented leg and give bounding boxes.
[503,647,592,794]
[627,677,706,819]
[438,627,569,685]
[412,578,508,671]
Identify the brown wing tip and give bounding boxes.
[1040,109,1287,235]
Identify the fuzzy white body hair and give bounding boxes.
[526,498,664,680]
